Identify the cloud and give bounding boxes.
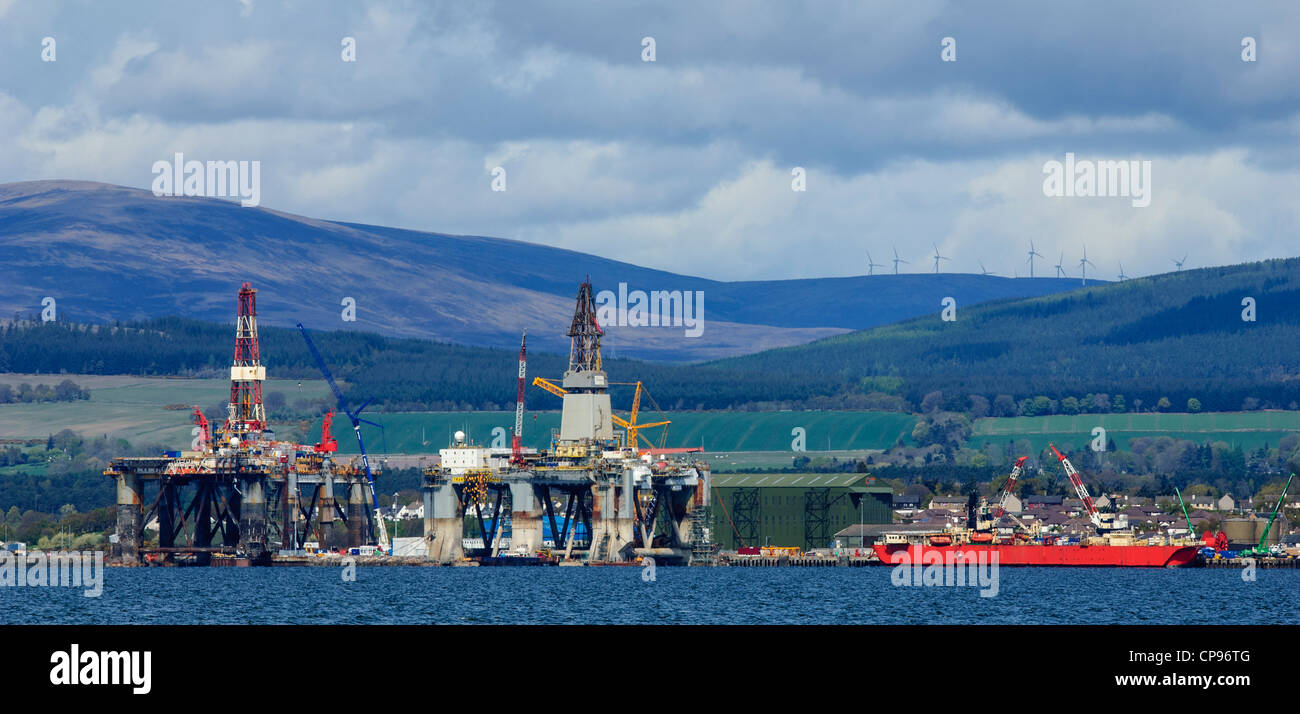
[0,0,1298,282]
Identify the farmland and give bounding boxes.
[969,411,1300,453]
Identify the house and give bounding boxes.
[1063,498,1084,515]
[1094,494,1112,509]
[396,501,424,520]
[892,494,922,510]
[1187,495,1216,510]
[1024,495,1064,510]
[1001,493,1023,514]
[1217,494,1235,512]
[929,496,968,513]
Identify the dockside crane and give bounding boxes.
[1242,472,1294,558]
[1049,444,1103,530]
[297,322,389,554]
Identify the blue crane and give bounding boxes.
[297,322,384,547]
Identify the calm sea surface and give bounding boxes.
[2,566,1294,625]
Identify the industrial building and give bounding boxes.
[711,474,893,551]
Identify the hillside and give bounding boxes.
[712,258,1300,413]
[0,180,1084,361]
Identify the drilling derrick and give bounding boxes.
[558,279,613,443]
[226,282,266,437]
[567,279,602,373]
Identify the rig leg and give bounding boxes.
[115,473,143,564]
[347,480,366,548]
[423,481,464,563]
[508,482,543,557]
[238,475,267,558]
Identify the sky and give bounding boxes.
[1,0,1298,281]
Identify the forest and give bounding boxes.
[3,259,1299,414]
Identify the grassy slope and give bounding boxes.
[969,411,1300,453]
[0,376,331,447]
[707,258,1300,410]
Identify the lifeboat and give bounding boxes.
[928,534,953,546]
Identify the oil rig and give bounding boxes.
[422,280,715,565]
[104,282,385,564]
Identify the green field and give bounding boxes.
[0,375,331,448]
[6,374,1297,458]
[0,375,917,455]
[331,410,920,455]
[970,412,1300,453]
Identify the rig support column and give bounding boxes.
[508,482,543,557]
[347,480,366,548]
[589,474,635,562]
[285,469,299,550]
[319,464,335,549]
[115,473,143,564]
[424,481,464,563]
[238,475,267,558]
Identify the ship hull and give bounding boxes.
[873,543,1199,567]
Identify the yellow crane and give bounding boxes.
[530,378,670,452]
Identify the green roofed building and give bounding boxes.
[710,473,893,551]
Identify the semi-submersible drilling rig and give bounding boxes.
[422,280,715,565]
[104,282,384,564]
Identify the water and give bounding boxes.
[2,566,1294,625]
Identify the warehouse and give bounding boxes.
[710,473,893,551]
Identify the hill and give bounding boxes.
[0,180,1085,361]
[711,258,1300,413]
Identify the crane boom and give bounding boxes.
[297,322,387,552]
[997,456,1028,514]
[1251,472,1294,556]
[513,331,527,461]
[1049,444,1101,529]
[532,376,568,398]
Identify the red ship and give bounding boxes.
[873,542,1200,567]
[875,448,1201,568]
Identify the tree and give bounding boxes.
[1187,398,1202,413]
[921,391,944,414]
[1156,397,1171,412]
[1061,397,1080,415]
[992,394,1017,417]
[1112,394,1126,413]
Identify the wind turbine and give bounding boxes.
[1117,262,1128,281]
[1172,254,1187,271]
[866,250,883,276]
[931,242,950,274]
[979,260,996,276]
[1054,251,1068,278]
[1027,240,1043,278]
[1078,245,1095,286]
[892,245,909,275]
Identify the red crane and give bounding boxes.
[512,331,527,462]
[995,456,1029,515]
[1049,444,1101,529]
[314,409,339,453]
[191,406,210,451]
